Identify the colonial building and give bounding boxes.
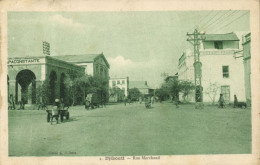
[8,55,85,104]
[52,53,110,79]
[178,32,246,104]
[8,53,110,105]
[242,33,251,106]
[109,77,129,102]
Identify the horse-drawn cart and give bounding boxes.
[46,107,70,123]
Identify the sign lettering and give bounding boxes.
[8,58,41,65]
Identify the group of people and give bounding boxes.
[123,95,156,109]
[8,94,25,110]
[50,98,66,124]
[218,94,240,108]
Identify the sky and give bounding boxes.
[8,11,250,88]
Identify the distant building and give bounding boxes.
[242,32,251,106]
[109,77,129,102]
[53,53,110,79]
[129,81,153,95]
[178,32,246,104]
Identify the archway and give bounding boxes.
[60,73,66,100]
[16,69,36,104]
[49,71,57,104]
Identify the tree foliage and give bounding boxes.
[128,88,141,101]
[156,77,195,102]
[109,87,124,102]
[64,74,109,106]
[179,80,195,102]
[36,80,51,105]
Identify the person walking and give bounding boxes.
[174,96,179,108]
[233,95,238,108]
[139,96,142,104]
[8,94,16,110]
[218,94,225,108]
[151,96,154,104]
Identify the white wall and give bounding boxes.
[109,78,128,96]
[201,54,245,103]
[178,49,246,103]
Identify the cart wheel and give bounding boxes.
[47,113,50,122]
[66,112,70,120]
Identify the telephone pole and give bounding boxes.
[187,29,205,108]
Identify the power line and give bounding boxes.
[202,10,239,32]
[177,11,214,58]
[199,10,232,31]
[198,10,223,30]
[204,10,242,33]
[214,11,249,33]
[189,10,214,32]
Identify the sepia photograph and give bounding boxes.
[1,0,259,164]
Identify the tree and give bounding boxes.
[36,80,51,105]
[160,78,180,101]
[128,88,141,101]
[179,80,195,102]
[155,88,169,101]
[109,87,124,102]
[205,82,220,105]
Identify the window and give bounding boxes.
[112,81,116,86]
[214,41,223,49]
[222,66,229,78]
[122,80,125,84]
[117,80,120,84]
[221,86,230,103]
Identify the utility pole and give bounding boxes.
[187,29,205,109]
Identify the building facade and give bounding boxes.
[109,77,129,102]
[52,53,110,79]
[8,56,85,104]
[178,32,246,104]
[242,33,251,106]
[129,81,152,95]
[8,53,110,105]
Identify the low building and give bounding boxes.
[129,81,152,95]
[8,55,85,104]
[8,53,110,105]
[178,32,246,104]
[242,32,251,106]
[109,77,129,102]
